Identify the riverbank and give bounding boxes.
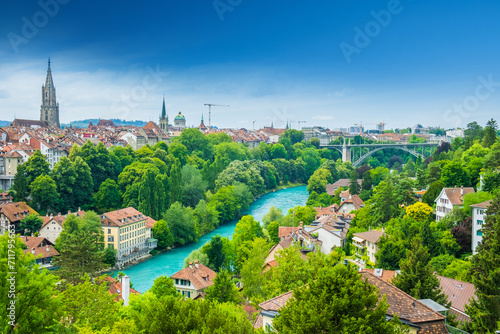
[257,182,306,197]
[114,186,309,292]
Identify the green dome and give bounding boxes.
[174,111,185,120]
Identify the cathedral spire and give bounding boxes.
[40,58,59,128]
[161,95,166,119]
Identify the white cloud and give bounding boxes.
[312,115,334,121]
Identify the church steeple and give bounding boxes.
[159,95,168,131]
[40,58,60,128]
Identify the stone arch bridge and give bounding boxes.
[320,142,438,167]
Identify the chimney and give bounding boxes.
[121,275,130,306]
[78,207,81,211]
[46,246,50,252]
[31,248,35,254]
[195,260,199,269]
[189,262,193,269]
[58,212,61,216]
[461,185,463,195]
[382,226,385,233]
[31,233,34,237]
[25,236,28,241]
[68,210,71,214]
[206,275,209,282]
[368,226,371,231]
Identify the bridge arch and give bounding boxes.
[352,146,422,167]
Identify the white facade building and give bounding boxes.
[471,200,492,254]
[435,187,475,221]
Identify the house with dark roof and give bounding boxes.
[337,194,364,214]
[352,229,385,264]
[20,236,60,268]
[435,187,475,221]
[326,178,361,196]
[0,202,38,234]
[0,192,13,205]
[170,260,217,299]
[253,271,448,333]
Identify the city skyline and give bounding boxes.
[1,1,500,129]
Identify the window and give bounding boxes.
[175,279,179,285]
[187,291,191,298]
[108,229,111,234]
[477,220,483,225]
[477,231,483,237]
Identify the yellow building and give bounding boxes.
[0,151,23,191]
[101,207,148,266]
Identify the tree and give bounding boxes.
[51,157,77,212]
[164,202,197,246]
[464,195,500,333]
[138,170,170,220]
[184,249,209,268]
[262,206,283,229]
[422,180,445,206]
[60,275,120,331]
[240,237,268,303]
[205,235,225,272]
[267,220,280,244]
[150,275,179,298]
[307,168,333,194]
[205,270,240,304]
[271,143,287,159]
[281,129,305,144]
[273,264,407,333]
[181,164,207,207]
[361,170,373,191]
[169,158,182,204]
[310,137,320,148]
[193,200,219,235]
[464,121,484,149]
[153,219,174,249]
[375,235,407,270]
[104,246,117,267]
[405,202,433,222]
[30,175,60,214]
[482,118,498,148]
[371,181,399,225]
[94,179,122,212]
[127,294,255,333]
[11,164,29,202]
[348,170,361,195]
[451,217,472,254]
[54,212,107,285]
[20,214,43,235]
[392,236,448,305]
[441,161,470,187]
[0,234,62,332]
[178,128,213,160]
[233,215,265,246]
[24,149,50,186]
[72,156,94,210]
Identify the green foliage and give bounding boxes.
[0,234,62,332]
[371,181,399,225]
[405,202,433,222]
[464,195,500,333]
[163,202,197,246]
[60,275,120,331]
[127,293,255,333]
[282,205,317,226]
[482,118,498,148]
[138,169,170,220]
[193,199,219,235]
[150,275,179,298]
[441,160,470,187]
[30,174,60,214]
[462,191,494,216]
[11,164,29,202]
[216,160,264,196]
[54,211,107,284]
[273,264,407,334]
[441,259,472,283]
[104,246,117,267]
[240,237,268,303]
[307,168,333,194]
[184,249,209,268]
[205,270,240,304]
[267,220,280,244]
[281,129,305,144]
[94,179,122,212]
[153,219,174,249]
[392,236,448,305]
[24,149,51,186]
[375,235,407,270]
[361,170,373,191]
[19,214,43,235]
[205,235,225,272]
[262,206,283,229]
[349,170,361,195]
[422,180,445,206]
[181,164,207,207]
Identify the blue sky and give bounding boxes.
[1,0,499,130]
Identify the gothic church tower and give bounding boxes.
[40,58,60,128]
[159,96,168,131]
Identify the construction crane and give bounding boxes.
[297,121,306,130]
[204,104,229,129]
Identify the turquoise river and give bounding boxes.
[116,185,308,292]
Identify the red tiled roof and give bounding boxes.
[278,226,300,238]
[442,187,475,206]
[171,263,217,290]
[362,268,396,283]
[145,216,156,229]
[437,275,475,322]
[0,202,38,223]
[23,244,60,259]
[470,200,492,209]
[101,207,146,227]
[259,290,293,311]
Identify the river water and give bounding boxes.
[117,185,308,293]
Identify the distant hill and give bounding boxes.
[61,119,148,128]
[0,120,11,127]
